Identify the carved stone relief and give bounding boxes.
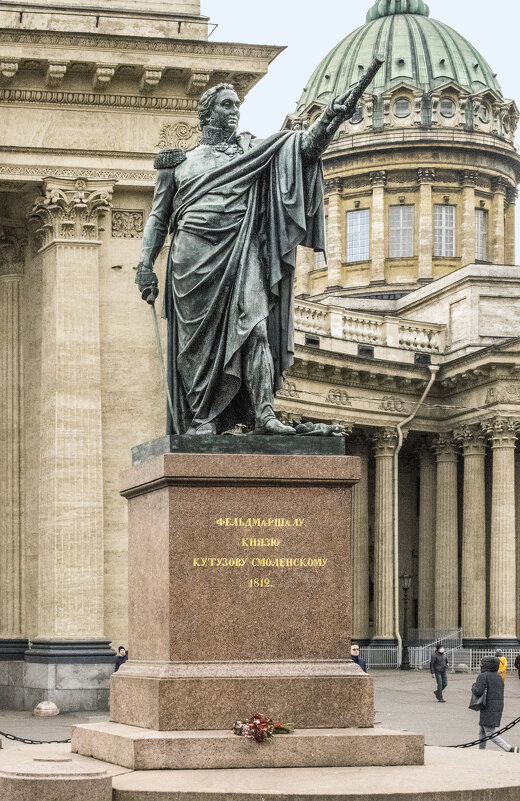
[111,210,144,239]
[155,120,200,151]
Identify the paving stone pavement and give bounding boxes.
[1,670,520,752]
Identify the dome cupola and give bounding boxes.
[366,0,430,21]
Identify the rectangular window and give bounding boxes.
[434,204,456,257]
[389,205,414,258]
[315,216,328,269]
[475,208,488,261]
[347,209,370,263]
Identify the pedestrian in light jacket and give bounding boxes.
[430,643,449,702]
[472,656,519,752]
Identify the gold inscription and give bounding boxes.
[241,537,281,547]
[192,557,328,568]
[192,557,247,567]
[249,578,272,588]
[216,517,304,528]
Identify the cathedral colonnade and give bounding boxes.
[350,418,520,648]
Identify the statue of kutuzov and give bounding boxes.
[136,62,382,436]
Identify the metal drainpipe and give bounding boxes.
[393,364,439,655]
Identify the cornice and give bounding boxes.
[0,87,199,111]
[0,163,156,182]
[0,29,282,61]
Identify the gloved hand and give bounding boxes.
[136,263,159,305]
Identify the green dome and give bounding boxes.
[296,0,501,114]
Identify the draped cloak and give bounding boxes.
[161,129,325,434]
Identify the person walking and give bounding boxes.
[472,656,519,752]
[515,652,520,680]
[495,649,508,681]
[430,643,449,702]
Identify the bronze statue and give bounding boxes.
[137,59,383,436]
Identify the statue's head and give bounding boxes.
[198,83,241,133]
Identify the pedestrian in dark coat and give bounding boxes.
[515,653,520,680]
[350,643,367,673]
[472,656,519,752]
[114,646,128,672]
[430,643,449,702]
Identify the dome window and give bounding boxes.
[440,98,456,118]
[394,98,411,118]
[350,105,363,124]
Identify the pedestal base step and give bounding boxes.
[110,747,520,801]
[72,722,423,770]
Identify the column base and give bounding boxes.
[25,639,116,664]
[462,638,493,649]
[0,638,28,661]
[485,638,520,650]
[370,638,398,647]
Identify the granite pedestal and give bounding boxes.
[74,436,423,770]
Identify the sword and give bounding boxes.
[150,301,176,425]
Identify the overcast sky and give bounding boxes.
[201,0,520,261]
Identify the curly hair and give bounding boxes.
[198,83,236,127]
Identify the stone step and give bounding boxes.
[111,747,520,801]
[72,722,423,770]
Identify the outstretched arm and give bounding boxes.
[136,168,176,304]
[301,57,384,163]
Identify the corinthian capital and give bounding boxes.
[433,433,459,461]
[29,177,114,250]
[372,427,398,456]
[483,416,519,447]
[454,424,486,456]
[0,225,26,277]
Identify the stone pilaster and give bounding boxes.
[372,428,397,642]
[456,425,487,645]
[0,228,27,658]
[433,434,459,630]
[417,168,434,280]
[516,450,520,641]
[484,417,518,645]
[505,186,517,266]
[418,442,435,630]
[370,171,386,283]
[29,178,115,648]
[350,435,370,643]
[294,246,314,297]
[491,177,507,265]
[460,170,477,267]
[324,178,344,289]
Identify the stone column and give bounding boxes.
[325,177,344,289]
[456,426,487,646]
[350,435,370,643]
[28,178,115,666]
[516,450,520,641]
[0,228,28,660]
[417,168,434,280]
[460,170,477,267]
[418,442,435,630]
[491,177,507,265]
[372,428,397,642]
[505,187,517,266]
[484,417,518,645]
[433,434,459,630]
[369,171,386,284]
[294,246,314,297]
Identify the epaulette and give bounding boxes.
[154,149,187,170]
